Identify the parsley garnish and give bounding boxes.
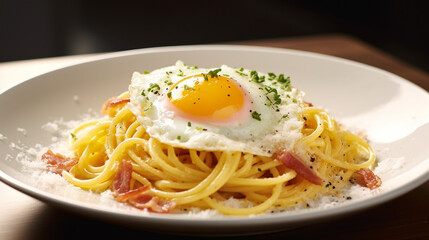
[279,113,289,122]
[178,69,184,77]
[202,73,209,81]
[167,92,172,98]
[235,67,248,76]
[141,89,146,96]
[70,133,77,140]
[277,74,291,88]
[143,70,150,74]
[184,85,195,91]
[264,86,281,105]
[250,70,265,83]
[164,80,173,86]
[207,69,221,78]
[188,122,191,127]
[148,83,160,92]
[177,135,181,140]
[268,72,276,80]
[195,126,203,131]
[252,111,262,121]
[235,70,247,76]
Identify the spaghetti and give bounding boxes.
[42,64,381,215]
[43,93,379,215]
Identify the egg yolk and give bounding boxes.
[168,74,245,122]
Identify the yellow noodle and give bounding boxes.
[58,98,376,215]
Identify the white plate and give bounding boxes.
[1,45,429,235]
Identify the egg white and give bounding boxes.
[128,61,304,156]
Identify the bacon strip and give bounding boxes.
[113,160,133,194]
[113,160,176,213]
[101,97,130,115]
[351,168,382,190]
[41,150,78,174]
[116,186,176,213]
[275,148,322,185]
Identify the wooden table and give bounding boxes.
[1,34,428,239]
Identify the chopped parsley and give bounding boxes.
[167,92,172,98]
[235,70,247,76]
[163,79,173,85]
[195,126,203,131]
[202,73,209,81]
[252,111,262,121]
[178,69,184,77]
[141,89,146,96]
[143,70,150,74]
[70,133,77,140]
[277,74,291,88]
[187,122,192,127]
[279,113,289,122]
[264,86,281,105]
[184,85,195,91]
[268,72,276,80]
[235,67,248,76]
[250,70,265,83]
[177,135,181,140]
[148,83,160,92]
[207,69,221,78]
[201,69,221,81]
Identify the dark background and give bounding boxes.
[1,0,428,72]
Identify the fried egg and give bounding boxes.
[128,61,304,156]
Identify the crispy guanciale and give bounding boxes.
[41,150,78,174]
[275,148,322,185]
[351,168,382,190]
[275,149,382,190]
[113,160,176,213]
